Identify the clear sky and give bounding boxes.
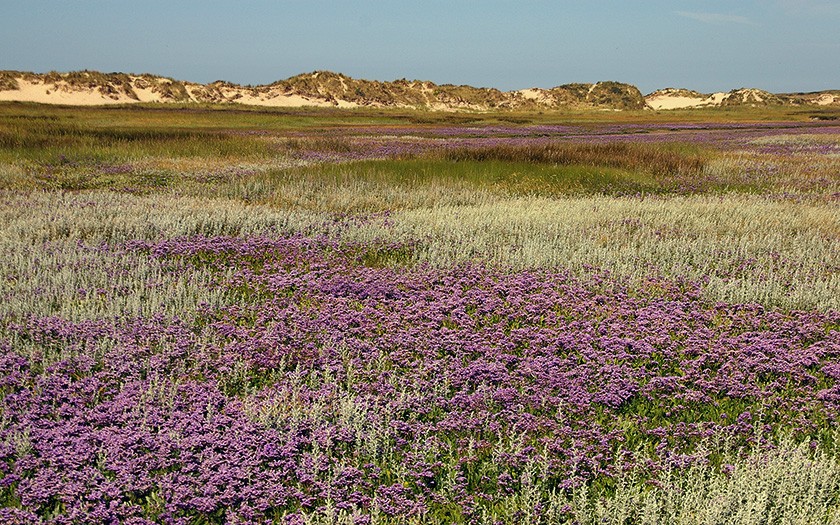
[2,0,839,94]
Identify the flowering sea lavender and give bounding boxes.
[2,234,838,523]
[281,122,840,162]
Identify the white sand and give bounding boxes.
[0,74,360,108]
[126,77,168,103]
[815,94,838,105]
[0,79,135,105]
[645,91,728,110]
[229,91,352,108]
[709,92,727,104]
[517,88,542,100]
[646,95,706,110]
[2,72,836,111]
[517,88,554,104]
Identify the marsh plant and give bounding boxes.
[1,103,839,523]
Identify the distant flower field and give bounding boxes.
[0,104,839,523]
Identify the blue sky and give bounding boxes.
[2,0,839,94]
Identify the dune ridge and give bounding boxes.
[0,69,838,111]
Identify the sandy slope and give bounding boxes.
[1,71,838,110]
[0,79,140,105]
[815,93,838,105]
[0,77,363,108]
[0,71,645,110]
[645,91,726,110]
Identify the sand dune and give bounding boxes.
[0,76,363,108]
[1,70,838,111]
[0,79,138,105]
[645,90,727,110]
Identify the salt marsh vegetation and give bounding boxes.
[1,103,839,523]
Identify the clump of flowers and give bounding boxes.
[1,234,838,522]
